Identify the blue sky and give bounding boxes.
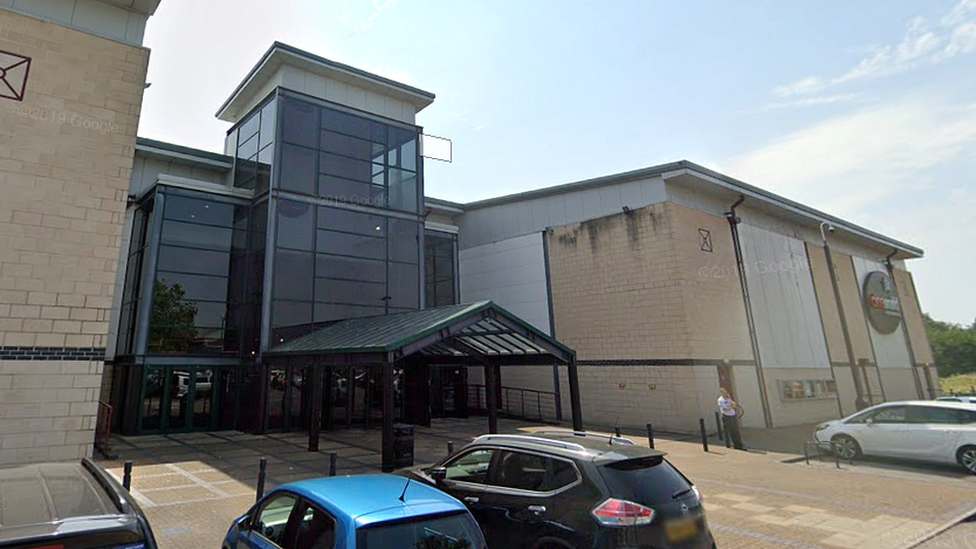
[139,0,976,325]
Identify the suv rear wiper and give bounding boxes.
[671,488,693,500]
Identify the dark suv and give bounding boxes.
[0,458,158,549]
[398,431,715,549]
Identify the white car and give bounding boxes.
[936,396,976,405]
[813,400,976,474]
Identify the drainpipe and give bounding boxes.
[725,196,773,428]
[884,249,923,398]
[820,223,867,410]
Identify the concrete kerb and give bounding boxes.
[898,506,976,549]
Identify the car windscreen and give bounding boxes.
[357,511,487,549]
[598,456,693,506]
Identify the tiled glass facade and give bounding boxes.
[116,90,438,435]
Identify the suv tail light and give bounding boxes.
[591,498,655,526]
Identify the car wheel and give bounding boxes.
[831,435,861,460]
[956,446,976,474]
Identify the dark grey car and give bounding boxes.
[397,431,715,549]
[0,458,158,549]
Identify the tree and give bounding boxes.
[150,280,198,353]
[925,314,976,377]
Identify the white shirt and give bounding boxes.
[718,396,738,417]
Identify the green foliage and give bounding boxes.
[150,280,198,352]
[925,314,976,377]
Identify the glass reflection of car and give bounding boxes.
[813,400,976,473]
[0,458,158,549]
[223,474,487,549]
[397,431,715,549]
[936,396,976,405]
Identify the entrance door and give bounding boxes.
[139,365,223,433]
[216,367,238,430]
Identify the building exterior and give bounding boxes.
[0,0,160,466]
[0,5,937,465]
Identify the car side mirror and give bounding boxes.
[429,466,447,481]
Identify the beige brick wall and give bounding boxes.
[892,268,935,366]
[0,8,148,465]
[0,360,103,466]
[670,203,753,361]
[0,8,148,350]
[879,368,920,402]
[548,203,691,359]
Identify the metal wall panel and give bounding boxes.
[457,176,668,250]
[738,224,831,368]
[852,257,913,369]
[458,233,551,335]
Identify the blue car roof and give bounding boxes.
[273,475,467,527]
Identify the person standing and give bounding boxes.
[717,388,746,450]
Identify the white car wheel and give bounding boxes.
[831,435,861,460]
[957,446,976,474]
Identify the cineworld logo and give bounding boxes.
[863,271,902,335]
[868,294,901,316]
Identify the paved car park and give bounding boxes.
[96,419,976,549]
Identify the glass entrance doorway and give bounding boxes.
[322,365,404,430]
[139,365,239,433]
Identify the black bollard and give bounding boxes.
[699,418,709,452]
[715,411,724,441]
[646,423,655,449]
[329,453,337,477]
[447,441,454,456]
[256,457,267,502]
[122,460,133,491]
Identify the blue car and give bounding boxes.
[223,474,488,549]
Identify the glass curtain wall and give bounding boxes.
[148,189,248,355]
[233,96,276,193]
[269,94,423,346]
[117,204,153,356]
[424,230,457,308]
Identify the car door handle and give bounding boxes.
[464,496,480,504]
[527,505,546,514]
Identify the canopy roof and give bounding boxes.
[266,301,574,365]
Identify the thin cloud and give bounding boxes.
[361,0,398,32]
[774,0,975,98]
[753,92,868,113]
[723,95,976,213]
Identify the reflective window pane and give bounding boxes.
[389,262,419,309]
[314,303,384,323]
[158,246,230,276]
[315,254,385,283]
[164,196,235,227]
[156,272,229,303]
[388,169,418,212]
[160,221,233,251]
[273,250,314,301]
[282,98,319,148]
[238,133,258,160]
[320,152,377,183]
[317,206,387,236]
[316,231,385,260]
[315,278,386,305]
[321,107,370,140]
[389,219,419,264]
[272,300,312,331]
[259,99,277,150]
[239,113,259,142]
[280,144,317,195]
[318,176,386,209]
[321,130,377,162]
[276,200,314,251]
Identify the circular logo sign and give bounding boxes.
[862,271,901,334]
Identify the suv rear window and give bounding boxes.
[598,457,693,505]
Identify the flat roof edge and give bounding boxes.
[669,163,924,258]
[216,42,435,121]
[135,137,233,167]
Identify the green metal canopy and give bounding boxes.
[266,301,575,365]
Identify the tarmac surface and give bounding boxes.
[97,418,976,549]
